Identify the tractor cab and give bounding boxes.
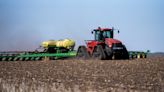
[92,27,114,41]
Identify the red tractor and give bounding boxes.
[76,27,129,60]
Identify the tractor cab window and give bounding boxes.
[103,30,113,38]
[95,31,101,41]
[95,30,113,41]
[103,31,109,38]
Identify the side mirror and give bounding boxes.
[118,30,120,34]
[91,31,94,34]
[147,50,150,53]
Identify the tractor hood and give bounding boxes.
[105,38,122,47]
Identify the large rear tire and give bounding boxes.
[92,45,106,60]
[76,46,90,60]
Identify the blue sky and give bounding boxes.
[0,0,164,52]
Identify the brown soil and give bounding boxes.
[0,57,164,92]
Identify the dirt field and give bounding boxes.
[0,56,164,92]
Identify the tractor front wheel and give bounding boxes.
[122,45,129,59]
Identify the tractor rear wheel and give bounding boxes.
[92,45,106,60]
[76,46,90,60]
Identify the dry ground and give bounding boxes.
[0,56,164,92]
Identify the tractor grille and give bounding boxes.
[112,43,122,47]
[112,43,123,50]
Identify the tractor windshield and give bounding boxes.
[95,30,113,41]
[103,31,111,38]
